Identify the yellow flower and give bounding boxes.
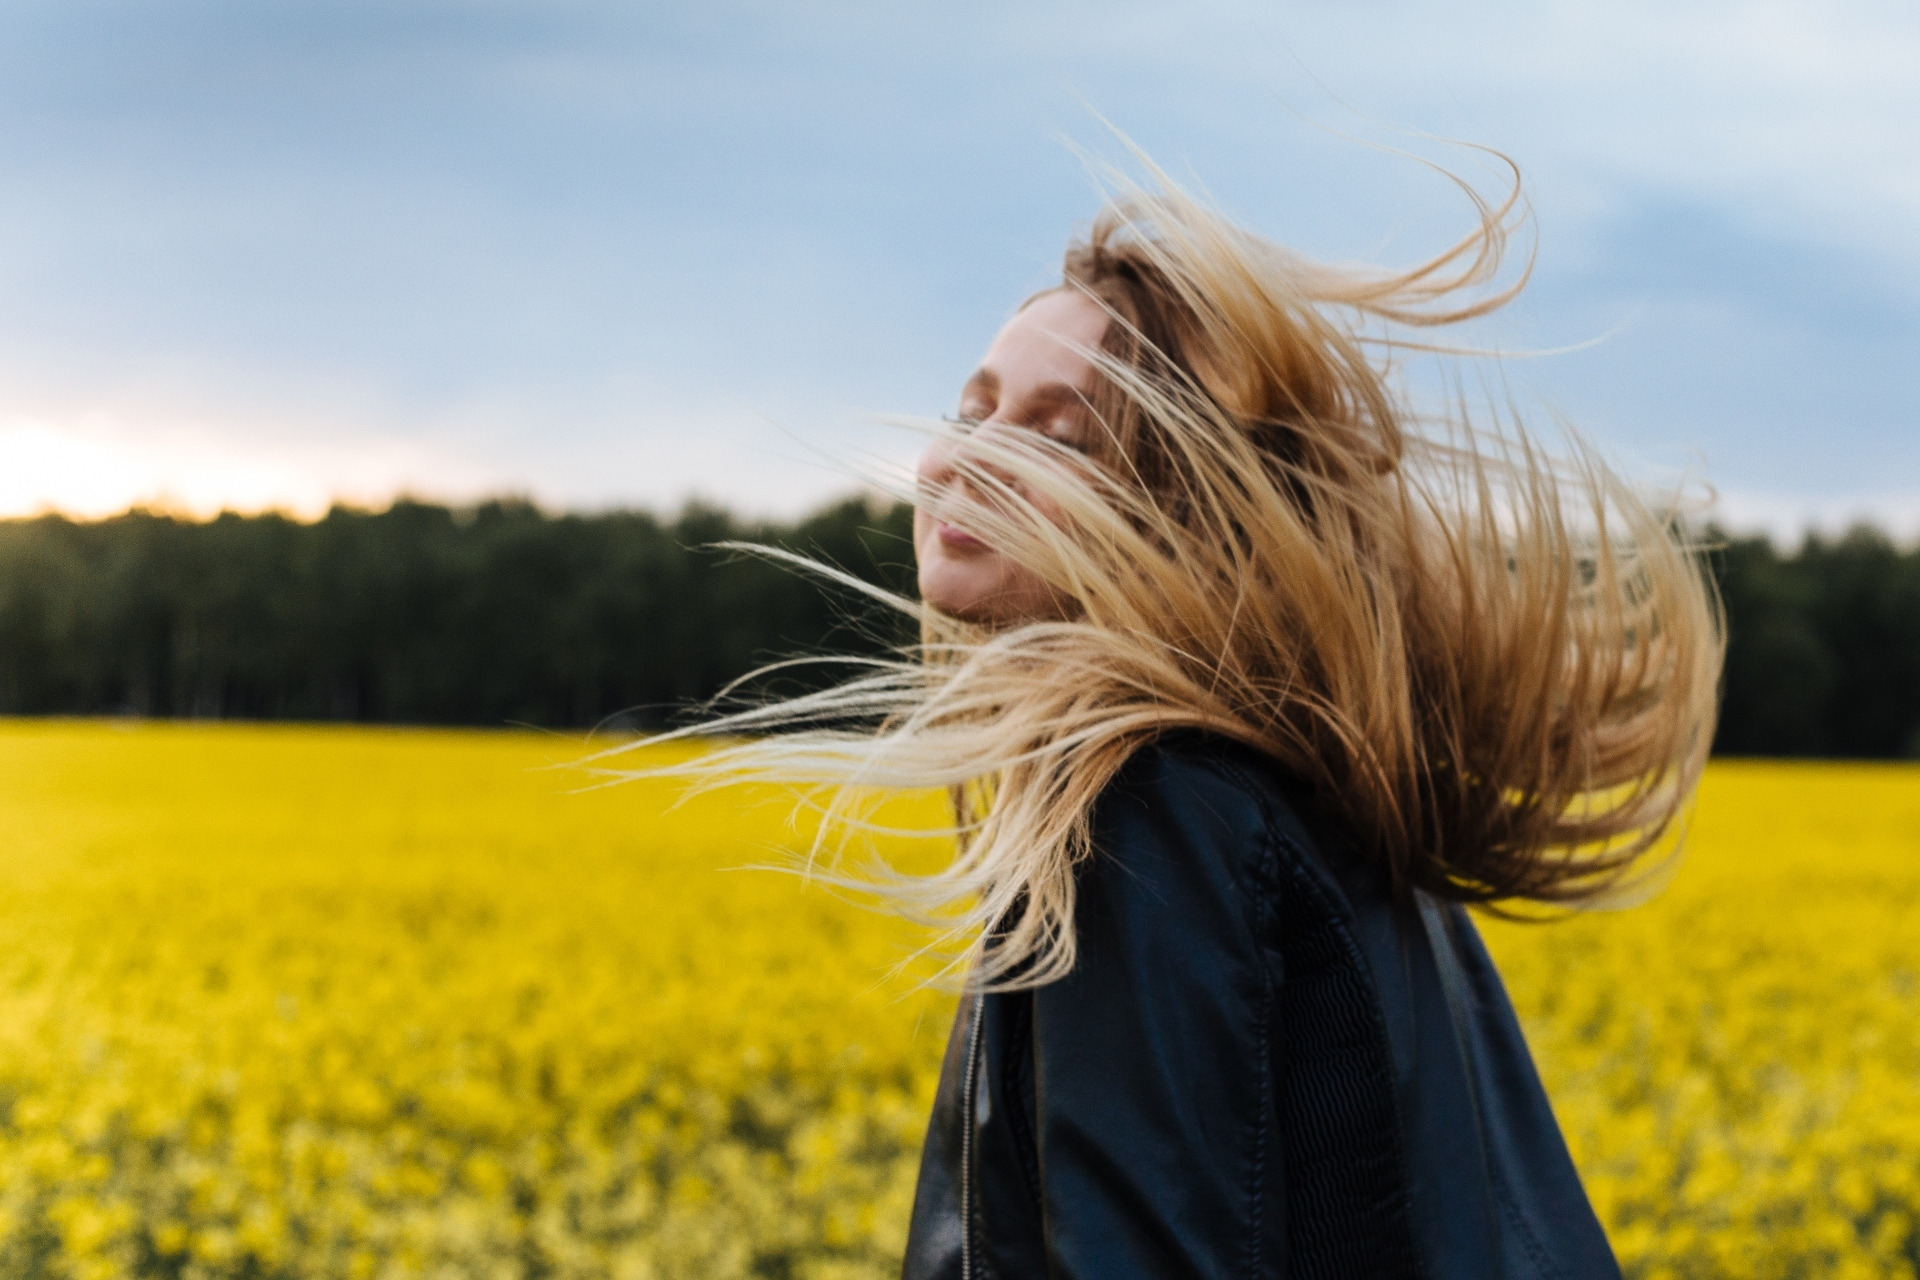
[0,722,1914,1277]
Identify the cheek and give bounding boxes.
[1022,484,1067,530]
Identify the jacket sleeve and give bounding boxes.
[1031,743,1288,1279]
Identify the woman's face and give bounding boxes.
[914,289,1109,624]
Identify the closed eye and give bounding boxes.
[1039,415,1088,450]
[949,370,1092,449]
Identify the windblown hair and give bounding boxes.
[608,155,1723,990]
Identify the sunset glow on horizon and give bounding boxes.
[0,1,1912,534]
[3,415,1915,540]
[0,419,513,522]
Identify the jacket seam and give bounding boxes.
[1175,750,1283,1280]
[1495,1166,1567,1280]
[1200,746,1430,1280]
[1246,825,1277,1280]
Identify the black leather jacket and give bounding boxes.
[902,734,1619,1279]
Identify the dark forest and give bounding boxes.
[1,499,1916,757]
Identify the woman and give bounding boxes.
[643,157,1719,1277]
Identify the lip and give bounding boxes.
[934,521,988,552]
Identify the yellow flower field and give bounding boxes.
[0,721,1915,1278]
[1481,761,1920,1279]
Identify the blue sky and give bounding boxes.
[0,0,1914,536]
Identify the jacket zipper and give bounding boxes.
[960,988,984,1280]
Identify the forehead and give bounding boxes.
[972,290,1109,395]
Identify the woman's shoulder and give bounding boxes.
[1100,730,1382,903]
[1105,728,1307,822]
[1094,730,1330,878]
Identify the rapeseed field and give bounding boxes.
[0,722,1915,1278]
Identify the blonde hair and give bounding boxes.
[604,153,1723,991]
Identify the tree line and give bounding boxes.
[0,498,917,731]
[0,499,1916,757]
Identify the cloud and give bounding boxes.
[1187,0,1920,267]
[1713,485,1920,543]
[0,0,1910,530]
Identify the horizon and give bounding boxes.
[6,486,1916,551]
[2,1,1915,543]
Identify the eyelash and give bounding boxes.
[947,410,1079,431]
[943,414,1090,456]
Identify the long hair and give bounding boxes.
[603,153,1723,991]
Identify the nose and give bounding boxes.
[916,431,960,491]
[918,418,1030,498]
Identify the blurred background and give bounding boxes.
[0,6,1918,1279]
[1,0,1916,753]
[1,0,1915,530]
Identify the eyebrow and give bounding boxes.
[958,369,1088,413]
[959,368,999,403]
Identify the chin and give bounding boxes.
[918,575,991,622]
[916,558,1001,621]
[919,548,1057,626]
